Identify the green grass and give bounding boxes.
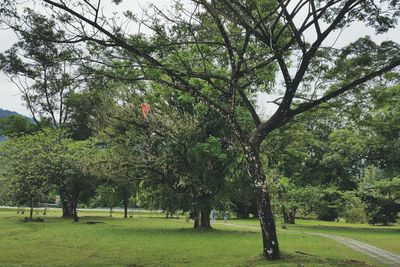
[0,209,389,267]
[231,218,400,255]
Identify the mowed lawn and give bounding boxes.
[233,218,400,255]
[0,209,389,267]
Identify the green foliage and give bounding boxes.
[340,192,367,224]
[361,177,400,225]
[89,184,118,208]
[0,8,80,126]
[0,115,37,137]
[0,128,65,207]
[0,128,98,220]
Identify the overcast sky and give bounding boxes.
[1,0,399,117]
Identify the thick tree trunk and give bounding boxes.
[194,209,200,228]
[60,191,72,218]
[61,201,72,217]
[71,203,79,222]
[200,206,211,228]
[245,147,280,260]
[193,206,211,229]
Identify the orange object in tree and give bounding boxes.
[140,103,151,118]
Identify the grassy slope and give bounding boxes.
[0,209,386,267]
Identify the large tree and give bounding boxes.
[2,0,400,259]
[0,9,82,126]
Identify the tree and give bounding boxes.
[108,104,233,228]
[90,184,119,217]
[0,128,98,222]
[0,9,91,217]
[361,177,400,225]
[364,85,400,176]
[60,139,97,222]
[0,129,57,220]
[0,8,81,126]
[88,142,140,219]
[2,0,400,259]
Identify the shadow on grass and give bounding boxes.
[239,251,372,267]
[101,224,257,238]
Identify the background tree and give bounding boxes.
[0,129,59,220]
[361,176,400,225]
[0,9,81,126]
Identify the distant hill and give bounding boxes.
[0,108,20,119]
[0,108,33,141]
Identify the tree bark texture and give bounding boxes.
[245,147,280,259]
[29,199,33,221]
[71,202,79,222]
[193,206,211,229]
[123,200,128,218]
[60,191,72,218]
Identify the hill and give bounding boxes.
[0,108,33,141]
[0,108,20,119]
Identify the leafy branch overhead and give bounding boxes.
[5,0,394,146]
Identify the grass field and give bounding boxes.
[232,218,400,255]
[0,208,396,266]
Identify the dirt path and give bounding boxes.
[310,233,400,266]
[217,222,400,266]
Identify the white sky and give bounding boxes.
[0,0,399,117]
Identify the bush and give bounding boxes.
[340,192,367,223]
[361,177,400,225]
[363,195,399,225]
[315,187,344,221]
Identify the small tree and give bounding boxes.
[0,130,56,220]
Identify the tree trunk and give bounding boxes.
[69,200,79,222]
[123,198,128,218]
[246,147,280,260]
[200,206,211,228]
[61,201,72,217]
[72,204,79,222]
[193,209,201,228]
[193,206,212,229]
[283,208,296,224]
[29,199,33,221]
[60,191,72,218]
